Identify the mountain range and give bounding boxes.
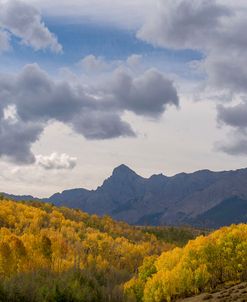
[3,164,247,228]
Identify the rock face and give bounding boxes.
[4,164,247,227]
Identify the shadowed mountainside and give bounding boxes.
[3,164,247,227]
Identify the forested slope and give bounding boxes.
[0,199,176,301]
[125,224,247,302]
[0,199,245,302]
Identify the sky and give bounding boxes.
[1,0,247,197]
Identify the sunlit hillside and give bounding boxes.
[0,199,246,301]
[0,199,186,302]
[125,224,247,302]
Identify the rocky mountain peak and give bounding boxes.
[112,164,137,177]
[98,164,144,198]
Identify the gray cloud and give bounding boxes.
[111,68,179,117]
[137,0,247,156]
[0,118,43,164]
[0,63,178,163]
[137,0,247,96]
[137,0,231,50]
[0,0,62,53]
[204,54,247,95]
[217,103,247,129]
[216,100,247,155]
[14,64,87,123]
[218,138,247,156]
[71,111,136,140]
[36,152,77,170]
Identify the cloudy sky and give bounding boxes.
[1,0,247,197]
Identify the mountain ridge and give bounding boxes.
[3,164,247,227]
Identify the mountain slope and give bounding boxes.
[4,165,247,227]
[0,198,175,302]
[124,224,247,302]
[47,165,247,226]
[189,196,247,228]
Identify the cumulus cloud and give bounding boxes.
[126,54,142,67]
[217,103,247,129]
[13,64,86,123]
[0,63,179,163]
[217,138,247,156]
[137,0,247,97]
[36,152,77,170]
[0,119,43,164]
[79,55,109,73]
[137,0,247,155]
[0,0,62,53]
[110,68,179,117]
[203,54,247,95]
[137,0,231,50]
[78,54,143,73]
[216,101,247,154]
[71,111,136,140]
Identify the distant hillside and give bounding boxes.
[189,196,247,228]
[4,164,247,227]
[1,193,38,201]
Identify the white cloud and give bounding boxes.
[126,54,142,68]
[78,54,143,74]
[36,152,77,170]
[78,55,109,73]
[3,105,18,124]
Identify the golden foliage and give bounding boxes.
[0,199,173,277]
[125,224,247,302]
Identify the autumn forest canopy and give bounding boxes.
[0,199,245,301]
[0,198,183,301]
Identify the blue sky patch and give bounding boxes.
[0,17,203,78]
